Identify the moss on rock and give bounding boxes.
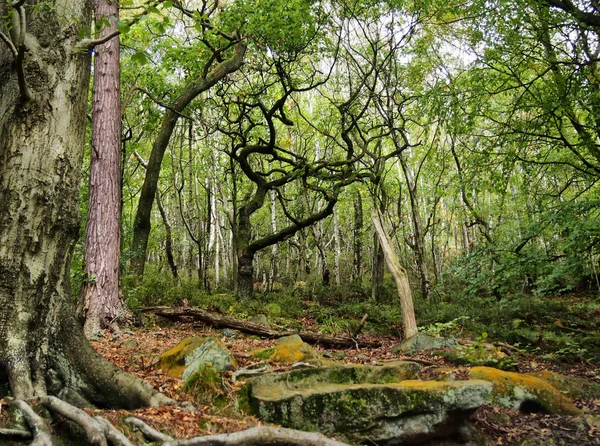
[469,366,582,415]
[252,335,321,365]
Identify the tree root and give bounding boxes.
[162,426,352,446]
[125,416,174,442]
[95,416,134,446]
[7,396,350,446]
[0,427,32,440]
[41,395,107,446]
[10,399,52,446]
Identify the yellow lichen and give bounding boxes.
[252,337,321,365]
[159,336,208,378]
[469,366,581,415]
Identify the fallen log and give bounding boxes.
[139,306,382,349]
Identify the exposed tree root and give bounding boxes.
[162,426,352,446]
[7,397,349,446]
[41,395,107,446]
[140,306,382,348]
[0,427,32,440]
[10,400,52,446]
[95,416,134,446]
[126,416,174,442]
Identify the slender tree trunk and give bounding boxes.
[237,212,255,299]
[79,0,123,337]
[130,41,247,277]
[353,192,363,281]
[156,191,178,279]
[333,210,341,285]
[0,0,170,407]
[398,152,431,301]
[372,211,418,339]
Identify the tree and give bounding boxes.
[129,2,247,278]
[78,0,124,338]
[0,0,169,408]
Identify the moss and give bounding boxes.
[529,370,600,399]
[469,366,582,415]
[159,336,208,378]
[252,347,275,360]
[183,365,224,404]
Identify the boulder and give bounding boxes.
[250,313,271,328]
[159,336,237,379]
[252,334,321,365]
[240,362,492,445]
[391,333,457,354]
[469,366,582,415]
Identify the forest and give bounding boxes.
[0,0,599,444]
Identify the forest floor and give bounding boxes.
[77,318,600,446]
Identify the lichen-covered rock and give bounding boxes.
[252,334,321,365]
[444,345,517,371]
[529,370,600,400]
[159,336,237,379]
[469,366,582,415]
[240,363,491,444]
[392,333,457,354]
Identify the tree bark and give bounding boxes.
[0,0,170,408]
[79,0,124,337]
[372,211,418,339]
[352,191,363,281]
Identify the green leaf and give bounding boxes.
[131,51,148,65]
[163,1,173,8]
[116,20,130,34]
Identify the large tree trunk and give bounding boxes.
[79,0,124,337]
[0,0,169,407]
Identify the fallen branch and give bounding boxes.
[41,396,106,446]
[162,425,351,446]
[140,306,381,348]
[125,416,174,442]
[10,399,52,446]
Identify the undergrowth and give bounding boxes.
[122,269,600,363]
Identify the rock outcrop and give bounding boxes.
[469,366,582,415]
[159,336,237,379]
[252,334,321,365]
[240,361,492,444]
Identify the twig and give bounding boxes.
[125,417,174,442]
[162,425,352,446]
[232,362,269,382]
[41,396,107,446]
[10,399,52,446]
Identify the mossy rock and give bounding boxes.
[444,346,517,371]
[469,366,582,415]
[391,333,457,354]
[241,365,492,445]
[159,336,237,379]
[529,370,600,400]
[252,335,321,365]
